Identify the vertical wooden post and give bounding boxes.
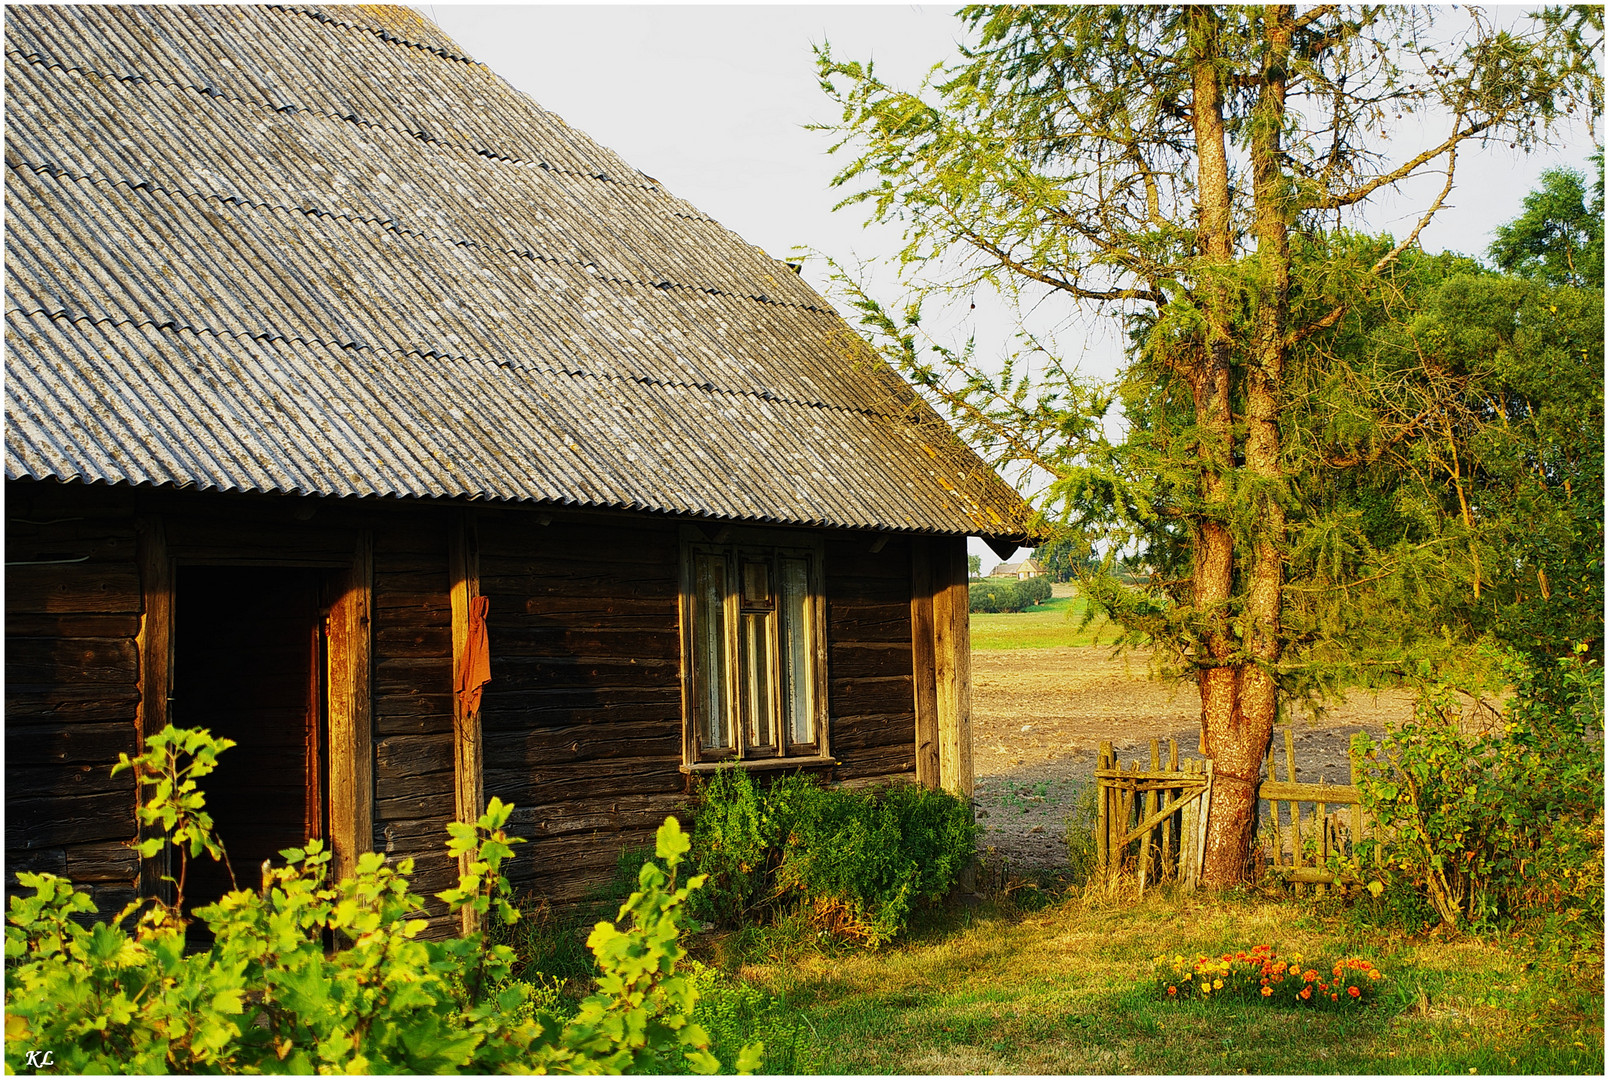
[1267,741,1282,869]
[1139,739,1160,892]
[449,514,485,935]
[135,513,173,902]
[910,539,940,789]
[327,532,374,885]
[932,536,972,799]
[1283,728,1301,892]
[1096,741,1113,881]
[1349,734,1366,859]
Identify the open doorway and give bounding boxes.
[172,565,329,916]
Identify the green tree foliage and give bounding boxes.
[5,728,756,1075]
[1489,154,1605,286]
[967,553,982,580]
[1033,534,1093,582]
[816,4,1601,882]
[688,769,976,947]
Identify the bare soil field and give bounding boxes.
[971,645,1420,870]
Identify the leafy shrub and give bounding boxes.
[969,575,1051,613]
[689,772,976,946]
[1352,649,1604,930]
[685,961,813,1075]
[4,726,757,1075]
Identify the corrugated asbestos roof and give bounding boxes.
[4,4,1036,541]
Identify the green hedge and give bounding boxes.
[688,770,975,947]
[969,575,1052,613]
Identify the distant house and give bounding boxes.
[989,559,1047,581]
[4,4,1037,934]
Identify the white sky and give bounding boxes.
[417,3,1601,571]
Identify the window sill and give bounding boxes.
[680,756,836,775]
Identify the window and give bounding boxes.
[680,531,828,767]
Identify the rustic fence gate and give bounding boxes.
[1095,730,1376,893]
[1095,739,1213,892]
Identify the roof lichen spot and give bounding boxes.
[353,5,438,38]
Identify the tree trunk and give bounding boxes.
[1192,7,1295,886]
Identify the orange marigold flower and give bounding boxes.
[1333,965,1344,977]
[1261,986,1273,997]
[1300,987,1312,1001]
[1317,982,1329,992]
[1168,986,1178,996]
[1348,986,1362,998]
[1369,970,1383,980]
[1331,993,1339,1002]
[1289,964,1300,975]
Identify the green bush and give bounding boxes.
[689,771,976,947]
[1352,649,1604,931]
[970,576,1052,613]
[4,726,758,1075]
[685,962,813,1075]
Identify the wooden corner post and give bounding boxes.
[910,538,941,789]
[327,532,374,884]
[931,536,973,800]
[449,514,485,935]
[135,513,173,901]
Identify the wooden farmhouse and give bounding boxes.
[4,4,1036,934]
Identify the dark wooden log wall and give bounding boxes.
[6,480,940,923]
[825,534,918,784]
[368,521,457,936]
[476,513,687,905]
[6,482,143,914]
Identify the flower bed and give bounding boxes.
[1157,944,1385,1008]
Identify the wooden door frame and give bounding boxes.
[136,518,373,891]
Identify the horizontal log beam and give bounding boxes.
[1258,781,1361,805]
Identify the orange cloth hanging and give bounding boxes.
[456,595,491,714]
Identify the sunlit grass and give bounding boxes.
[971,590,1124,650]
[691,888,1605,1075]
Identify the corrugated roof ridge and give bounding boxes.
[2,46,653,195]
[268,4,479,66]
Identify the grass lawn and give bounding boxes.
[691,887,1605,1075]
[971,588,1124,650]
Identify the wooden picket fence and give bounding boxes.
[1095,730,1376,893]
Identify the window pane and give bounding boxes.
[780,557,813,745]
[693,554,730,750]
[740,611,775,750]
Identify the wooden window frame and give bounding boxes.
[678,527,830,772]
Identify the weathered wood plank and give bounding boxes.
[374,625,453,658]
[8,792,136,848]
[7,722,139,765]
[482,724,679,765]
[375,790,456,823]
[828,641,914,680]
[5,613,142,638]
[375,733,456,778]
[5,564,142,614]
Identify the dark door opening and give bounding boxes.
[172,565,328,919]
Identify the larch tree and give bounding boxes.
[816,5,1601,883]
